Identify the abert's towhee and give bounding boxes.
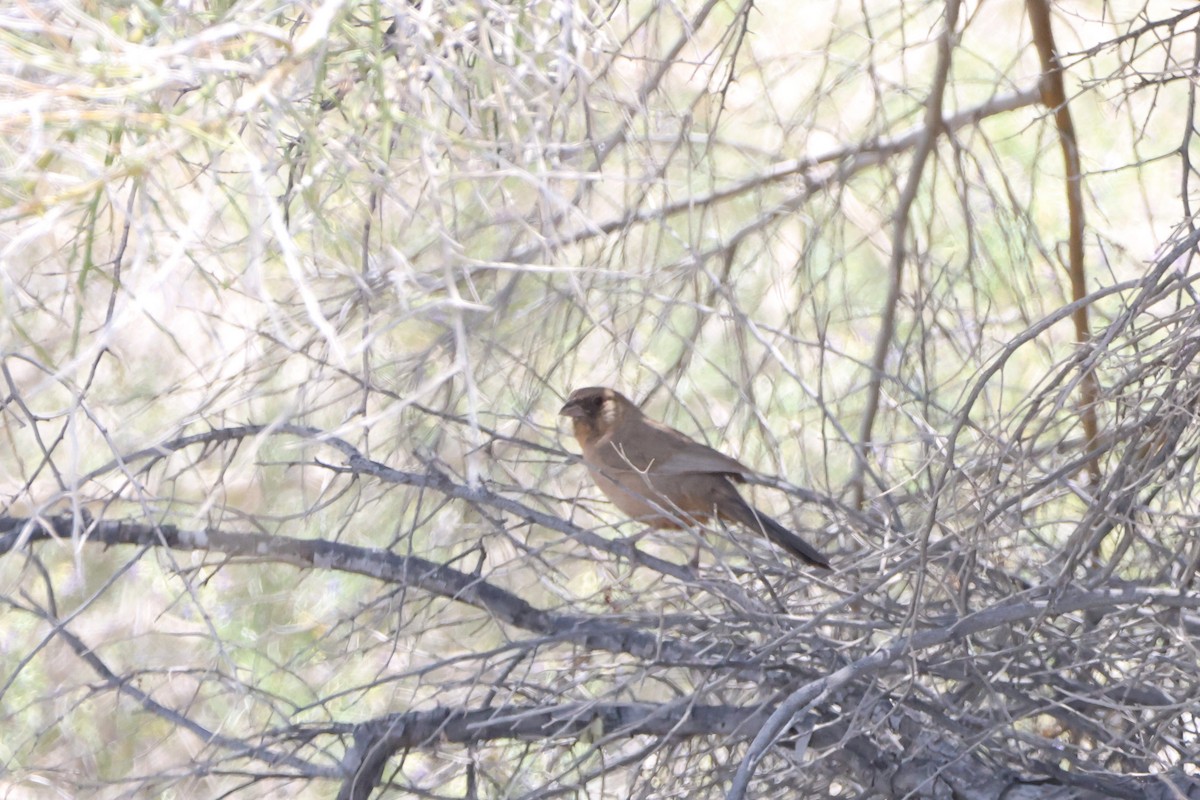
[560,386,829,568]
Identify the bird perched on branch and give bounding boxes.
[559,386,829,568]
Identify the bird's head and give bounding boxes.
[559,386,635,441]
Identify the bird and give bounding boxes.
[559,386,829,568]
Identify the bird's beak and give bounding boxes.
[559,400,585,418]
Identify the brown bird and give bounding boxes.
[559,386,829,568]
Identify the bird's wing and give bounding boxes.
[598,417,753,477]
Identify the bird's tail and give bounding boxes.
[737,502,830,568]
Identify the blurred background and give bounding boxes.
[3,0,1199,797]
